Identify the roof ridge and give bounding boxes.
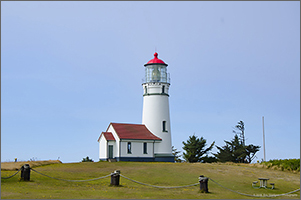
[110,122,144,125]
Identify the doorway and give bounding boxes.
[108,145,113,159]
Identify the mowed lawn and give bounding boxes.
[1,161,300,199]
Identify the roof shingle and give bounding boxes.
[103,132,115,141]
[109,123,161,140]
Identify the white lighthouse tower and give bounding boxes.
[142,52,174,162]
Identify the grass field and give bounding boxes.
[1,161,300,199]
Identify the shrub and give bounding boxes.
[82,156,93,162]
[261,159,300,172]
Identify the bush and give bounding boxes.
[82,156,93,162]
[261,159,300,172]
[201,155,218,163]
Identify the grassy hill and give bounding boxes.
[1,161,300,199]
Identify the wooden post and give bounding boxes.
[110,170,120,186]
[199,175,209,193]
[21,164,30,181]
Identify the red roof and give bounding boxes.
[97,132,115,142]
[103,132,115,141]
[109,123,162,140]
[145,52,167,65]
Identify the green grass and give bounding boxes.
[1,162,300,199]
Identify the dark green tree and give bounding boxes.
[172,146,182,163]
[233,120,245,147]
[201,155,218,163]
[82,156,93,162]
[245,144,261,163]
[214,121,260,163]
[214,142,233,162]
[214,135,246,163]
[182,134,215,163]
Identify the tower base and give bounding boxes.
[101,155,175,162]
[154,154,175,162]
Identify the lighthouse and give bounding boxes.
[142,52,174,162]
[98,52,174,162]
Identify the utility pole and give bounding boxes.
[262,116,266,162]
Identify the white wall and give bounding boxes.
[98,134,107,160]
[120,140,154,158]
[144,83,170,94]
[142,83,172,155]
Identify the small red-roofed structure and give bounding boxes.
[98,123,162,162]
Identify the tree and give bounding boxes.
[172,146,182,163]
[182,134,215,163]
[214,142,233,162]
[214,121,260,163]
[214,134,246,163]
[201,155,218,163]
[82,156,93,162]
[233,120,245,147]
[245,144,261,163]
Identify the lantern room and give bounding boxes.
[144,52,170,83]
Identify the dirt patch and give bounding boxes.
[1,160,62,171]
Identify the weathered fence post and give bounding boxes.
[199,175,209,193]
[21,164,31,181]
[110,170,120,186]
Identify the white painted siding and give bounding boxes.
[98,134,107,160]
[120,140,154,158]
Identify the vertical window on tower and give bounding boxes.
[127,142,132,154]
[143,142,147,154]
[163,121,167,132]
[162,85,165,94]
[145,86,147,94]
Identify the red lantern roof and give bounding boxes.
[145,52,167,65]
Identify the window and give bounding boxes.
[163,121,167,132]
[162,85,165,94]
[127,142,132,154]
[143,142,147,154]
[145,86,147,94]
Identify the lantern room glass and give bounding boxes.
[144,64,170,83]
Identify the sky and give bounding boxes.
[1,1,300,163]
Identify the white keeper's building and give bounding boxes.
[97,52,174,162]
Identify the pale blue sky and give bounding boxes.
[1,1,300,163]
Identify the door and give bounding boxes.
[108,145,113,159]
